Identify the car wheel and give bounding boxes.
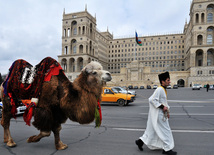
[117,99,125,106]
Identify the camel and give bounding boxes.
[0,58,112,150]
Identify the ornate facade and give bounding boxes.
[58,0,214,87]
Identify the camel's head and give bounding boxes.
[81,61,112,83]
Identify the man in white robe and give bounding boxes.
[135,72,177,155]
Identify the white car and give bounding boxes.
[112,86,136,96]
[192,84,200,90]
[153,85,158,89]
[0,101,26,115]
[167,85,171,89]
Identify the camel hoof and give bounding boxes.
[27,135,40,143]
[56,141,68,150]
[7,141,16,147]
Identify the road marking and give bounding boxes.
[112,128,214,133]
[168,100,214,103]
[139,113,214,116]
[140,106,204,108]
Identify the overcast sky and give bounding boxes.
[0,0,191,75]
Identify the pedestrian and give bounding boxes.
[206,84,209,92]
[135,71,177,155]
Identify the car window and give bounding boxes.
[114,88,120,91]
[111,88,119,93]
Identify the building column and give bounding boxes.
[74,59,78,72]
[190,51,196,67]
[203,51,207,66]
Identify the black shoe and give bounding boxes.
[135,139,144,151]
[162,150,177,155]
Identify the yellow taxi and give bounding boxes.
[101,87,135,106]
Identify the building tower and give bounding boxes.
[185,0,214,86]
[58,6,112,81]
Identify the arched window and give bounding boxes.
[73,46,76,54]
[67,28,70,37]
[77,57,83,72]
[82,26,85,34]
[207,13,213,23]
[73,28,77,35]
[201,13,205,23]
[64,29,66,37]
[195,50,203,67]
[71,21,77,36]
[207,34,213,44]
[69,58,75,72]
[207,49,214,66]
[207,27,214,44]
[64,46,68,54]
[71,39,77,54]
[197,35,203,45]
[61,59,67,72]
[79,45,83,53]
[207,4,214,23]
[196,13,199,23]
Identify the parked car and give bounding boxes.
[147,85,151,89]
[173,84,178,89]
[133,86,138,89]
[140,86,144,89]
[128,85,133,89]
[209,84,214,90]
[122,86,128,90]
[167,85,171,89]
[102,87,135,106]
[153,85,158,89]
[0,101,26,116]
[192,84,200,90]
[112,86,136,96]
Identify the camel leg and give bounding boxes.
[1,112,16,147]
[53,126,68,150]
[27,131,51,143]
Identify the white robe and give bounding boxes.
[140,86,174,151]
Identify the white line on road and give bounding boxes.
[140,106,204,108]
[168,100,214,103]
[139,113,214,116]
[112,128,214,133]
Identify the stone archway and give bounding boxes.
[195,49,203,66]
[177,79,185,87]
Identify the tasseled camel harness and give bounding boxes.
[2,57,63,126]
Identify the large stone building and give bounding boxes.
[58,0,214,87]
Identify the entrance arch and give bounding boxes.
[177,79,185,87]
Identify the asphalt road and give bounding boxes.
[0,87,214,155]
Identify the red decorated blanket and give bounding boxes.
[3,57,63,124]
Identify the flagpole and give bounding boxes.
[135,31,136,61]
[134,42,137,60]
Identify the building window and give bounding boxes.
[197,70,203,75]
[207,13,213,23]
[73,28,77,35]
[73,46,76,54]
[207,34,213,44]
[64,46,68,54]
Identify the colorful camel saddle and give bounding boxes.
[3,57,63,124]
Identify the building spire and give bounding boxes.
[85,4,87,11]
[63,8,65,15]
